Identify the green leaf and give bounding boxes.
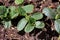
[4,8,9,17]
[0,6,7,15]
[31,12,43,20]
[55,14,60,19]
[9,6,19,19]
[54,19,60,34]
[29,17,36,24]
[24,23,34,33]
[35,21,45,29]
[57,5,60,14]
[22,5,34,13]
[17,7,26,16]
[17,18,28,31]
[42,8,56,19]
[15,0,24,5]
[3,21,12,29]
[0,6,7,18]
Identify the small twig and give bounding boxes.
[35,31,43,40]
[50,19,55,30]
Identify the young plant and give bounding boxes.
[0,6,11,29]
[42,5,60,34]
[16,4,45,33]
[0,0,45,33]
[0,6,24,29]
[54,5,60,34]
[17,12,45,33]
[15,1,45,32]
[0,6,19,29]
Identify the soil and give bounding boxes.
[0,0,60,40]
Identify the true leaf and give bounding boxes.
[42,7,56,19]
[22,5,34,13]
[24,23,34,33]
[29,17,36,24]
[55,14,60,19]
[0,6,7,15]
[35,21,45,29]
[57,5,60,14]
[54,19,60,34]
[0,6,7,18]
[15,0,24,5]
[17,18,28,31]
[3,21,12,29]
[31,12,43,20]
[17,7,26,16]
[9,6,19,19]
[4,8,9,18]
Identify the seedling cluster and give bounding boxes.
[0,0,45,33]
[0,0,60,34]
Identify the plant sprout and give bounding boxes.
[42,5,60,34]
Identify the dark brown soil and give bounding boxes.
[0,0,60,40]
